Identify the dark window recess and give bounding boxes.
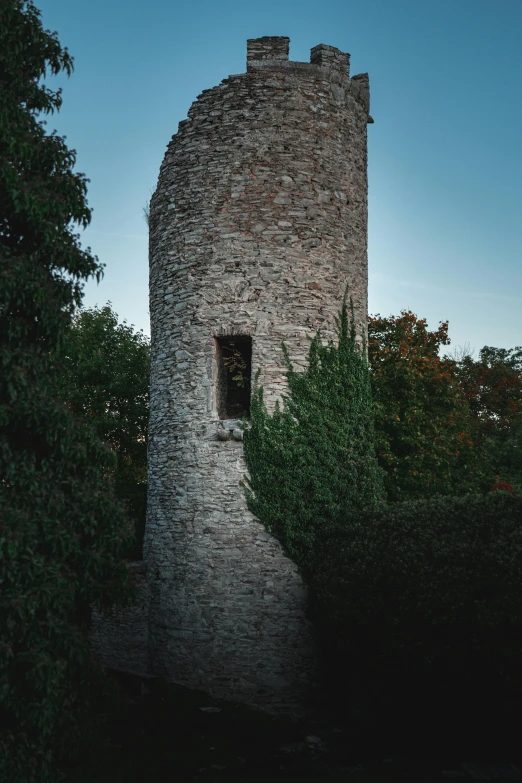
[215,335,252,419]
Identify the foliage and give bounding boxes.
[222,341,248,389]
[491,480,514,495]
[310,490,522,715]
[441,345,522,494]
[243,299,522,721]
[0,2,138,780]
[443,345,522,430]
[52,304,150,559]
[367,311,503,503]
[242,290,387,582]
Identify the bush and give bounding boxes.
[310,490,522,715]
[243,290,387,583]
[0,397,140,782]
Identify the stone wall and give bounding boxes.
[97,36,373,717]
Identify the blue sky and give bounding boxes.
[35,0,522,364]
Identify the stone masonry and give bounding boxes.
[91,36,373,717]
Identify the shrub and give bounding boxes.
[242,289,387,583]
[310,490,522,714]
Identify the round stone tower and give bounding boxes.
[146,36,373,715]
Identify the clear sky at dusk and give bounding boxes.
[35,0,522,364]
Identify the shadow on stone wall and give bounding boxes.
[89,561,150,677]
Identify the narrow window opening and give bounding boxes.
[215,335,252,420]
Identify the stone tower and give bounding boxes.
[145,36,373,715]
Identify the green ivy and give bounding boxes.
[242,288,387,583]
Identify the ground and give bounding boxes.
[67,668,522,782]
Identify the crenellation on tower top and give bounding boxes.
[246,37,354,83]
[247,36,290,65]
[310,43,350,76]
[351,72,370,114]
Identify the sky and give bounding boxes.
[34,0,522,365]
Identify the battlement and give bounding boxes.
[310,43,350,76]
[246,36,350,77]
[247,36,290,63]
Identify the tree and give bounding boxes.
[441,345,522,493]
[243,291,387,582]
[52,304,150,559]
[0,2,138,780]
[442,345,522,432]
[367,311,493,503]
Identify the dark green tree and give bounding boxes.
[242,291,387,582]
[53,304,150,559]
[0,2,138,781]
[367,311,498,503]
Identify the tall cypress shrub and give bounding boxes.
[242,290,387,583]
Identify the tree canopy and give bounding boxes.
[0,2,138,780]
[53,303,150,559]
[367,311,510,502]
[441,345,522,494]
